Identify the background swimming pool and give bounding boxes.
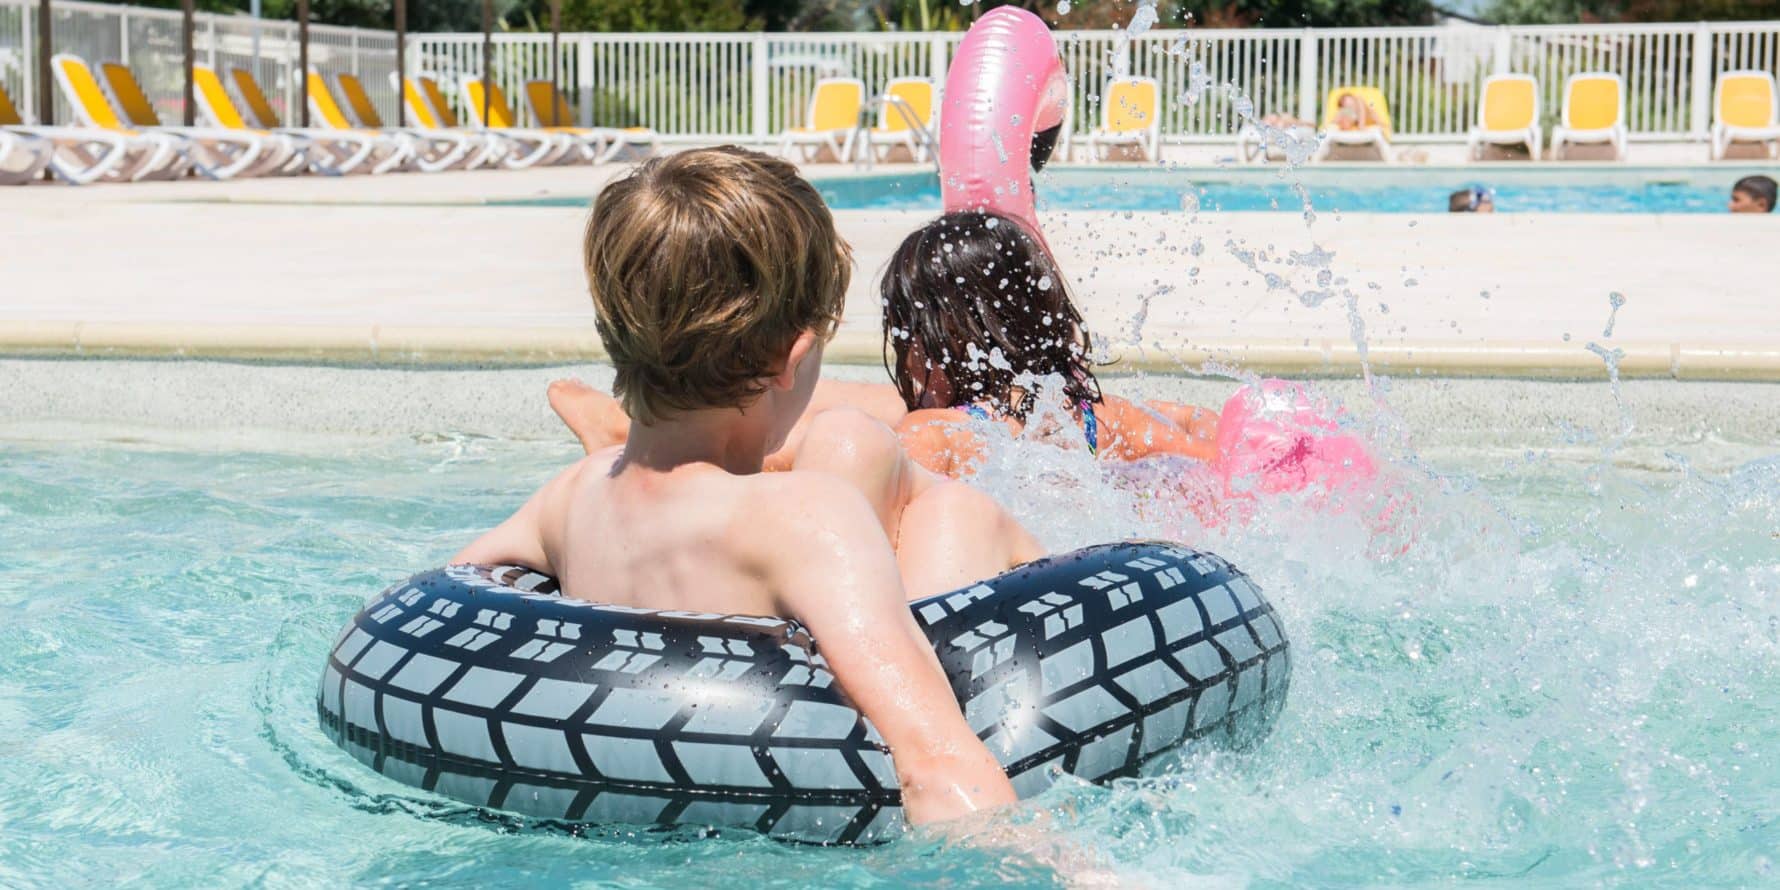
[808,166,1767,214]
[4,392,1777,886]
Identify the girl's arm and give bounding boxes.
[1097,396,1219,463]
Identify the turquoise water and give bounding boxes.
[804,168,1750,214]
[4,408,1778,886]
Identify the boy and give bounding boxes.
[1730,174,1776,213]
[453,147,1042,828]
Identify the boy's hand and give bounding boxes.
[755,472,1018,825]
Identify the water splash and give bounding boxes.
[1603,291,1627,338]
[1110,0,1159,78]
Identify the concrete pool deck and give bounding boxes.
[3,161,1779,379]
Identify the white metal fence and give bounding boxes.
[1,0,397,127]
[4,0,1777,146]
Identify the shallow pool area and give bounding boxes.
[4,363,1777,886]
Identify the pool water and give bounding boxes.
[804,167,1759,214]
[4,402,1777,886]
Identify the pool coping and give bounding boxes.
[6,320,1779,381]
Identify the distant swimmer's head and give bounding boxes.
[1449,187,1493,213]
[584,146,851,427]
[880,211,1100,421]
[1730,175,1776,214]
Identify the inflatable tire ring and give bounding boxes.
[318,542,1290,844]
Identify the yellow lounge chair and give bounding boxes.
[0,80,134,185]
[460,77,581,168]
[1467,73,1541,161]
[1550,72,1626,161]
[335,72,479,172]
[1710,70,1780,161]
[47,52,191,181]
[395,74,509,169]
[1087,77,1161,163]
[98,60,293,179]
[864,77,936,163]
[1315,86,1393,162]
[523,79,658,164]
[210,65,384,175]
[188,65,310,175]
[778,77,864,163]
[304,70,416,174]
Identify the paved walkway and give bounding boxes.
[3,163,1777,379]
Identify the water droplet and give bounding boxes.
[1037,275,1053,291]
[1057,0,1071,12]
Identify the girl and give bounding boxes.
[880,211,1219,477]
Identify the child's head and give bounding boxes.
[881,211,1100,420]
[585,146,851,426]
[1730,175,1776,213]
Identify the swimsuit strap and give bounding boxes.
[959,404,993,422]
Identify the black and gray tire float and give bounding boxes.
[318,541,1291,844]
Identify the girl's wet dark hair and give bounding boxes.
[881,211,1101,421]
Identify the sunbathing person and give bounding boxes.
[454,147,1041,827]
[1333,92,1380,131]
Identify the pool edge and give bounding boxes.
[4,321,1778,381]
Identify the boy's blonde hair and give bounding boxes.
[584,146,851,424]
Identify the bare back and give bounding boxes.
[536,449,782,617]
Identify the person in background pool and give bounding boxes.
[549,211,1222,478]
[1729,175,1776,213]
[1449,187,1494,213]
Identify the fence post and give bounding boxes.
[120,9,129,67]
[929,33,946,83]
[351,28,360,75]
[1689,21,1711,141]
[1298,29,1317,123]
[20,1,33,123]
[577,35,594,127]
[751,31,768,145]
[35,0,50,126]
[1492,26,1510,76]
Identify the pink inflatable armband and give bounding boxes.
[1214,380,1376,497]
[939,7,1068,239]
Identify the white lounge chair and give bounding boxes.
[1,81,133,185]
[395,73,509,170]
[1086,77,1162,162]
[335,72,477,172]
[189,64,310,175]
[1710,70,1780,161]
[47,52,191,181]
[97,59,292,179]
[1314,86,1393,163]
[304,69,415,174]
[1550,72,1627,161]
[865,77,936,163]
[523,79,658,164]
[211,65,388,175]
[459,77,580,168]
[1467,73,1541,161]
[778,78,864,163]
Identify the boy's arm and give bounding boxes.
[757,475,1016,825]
[449,461,579,572]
